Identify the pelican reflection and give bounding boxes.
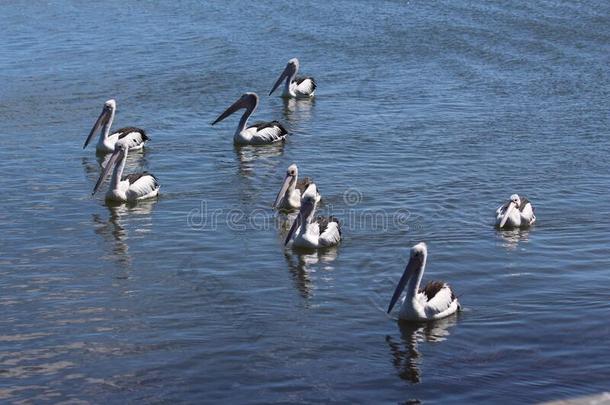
[91,200,157,268]
[281,97,315,124]
[385,315,458,383]
[234,142,285,178]
[283,248,338,299]
[496,227,532,251]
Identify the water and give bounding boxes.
[1,0,609,402]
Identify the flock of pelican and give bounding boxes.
[83,58,536,322]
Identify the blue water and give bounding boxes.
[1,0,609,403]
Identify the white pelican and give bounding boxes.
[387,243,460,322]
[212,93,288,145]
[496,194,536,228]
[284,184,341,248]
[273,163,321,210]
[269,58,316,98]
[92,143,159,202]
[83,99,149,153]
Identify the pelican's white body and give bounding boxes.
[97,129,146,154]
[282,79,316,99]
[284,189,303,209]
[234,123,286,145]
[397,287,460,321]
[106,176,159,202]
[495,194,536,228]
[293,221,340,249]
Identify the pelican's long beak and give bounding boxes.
[499,201,517,228]
[284,199,314,246]
[269,65,291,96]
[212,98,248,125]
[84,108,110,149]
[273,174,294,208]
[387,255,422,314]
[92,149,120,195]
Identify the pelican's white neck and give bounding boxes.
[283,69,298,97]
[404,255,426,302]
[234,99,257,141]
[110,150,127,191]
[289,174,298,194]
[98,107,115,147]
[300,201,317,235]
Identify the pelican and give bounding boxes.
[496,194,536,228]
[92,143,159,202]
[387,243,460,322]
[83,99,149,153]
[284,184,341,248]
[212,93,288,145]
[273,163,321,210]
[269,58,316,98]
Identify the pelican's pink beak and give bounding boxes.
[92,147,122,195]
[84,106,111,149]
[273,173,294,208]
[212,93,257,125]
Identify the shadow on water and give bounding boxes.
[385,315,459,384]
[91,200,158,270]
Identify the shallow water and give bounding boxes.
[1,0,609,403]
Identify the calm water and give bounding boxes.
[1,0,609,403]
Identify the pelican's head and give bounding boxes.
[104,99,116,110]
[273,163,299,208]
[410,242,428,260]
[115,141,128,153]
[286,163,298,178]
[287,58,300,73]
[269,58,300,96]
[83,99,117,149]
[387,242,428,314]
[509,194,521,208]
[212,92,258,125]
[301,183,318,202]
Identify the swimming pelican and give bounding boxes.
[212,93,288,145]
[284,184,341,248]
[387,242,460,322]
[92,143,159,202]
[496,194,536,228]
[269,58,316,98]
[83,99,149,153]
[273,163,321,210]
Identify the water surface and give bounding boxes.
[1,0,609,402]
